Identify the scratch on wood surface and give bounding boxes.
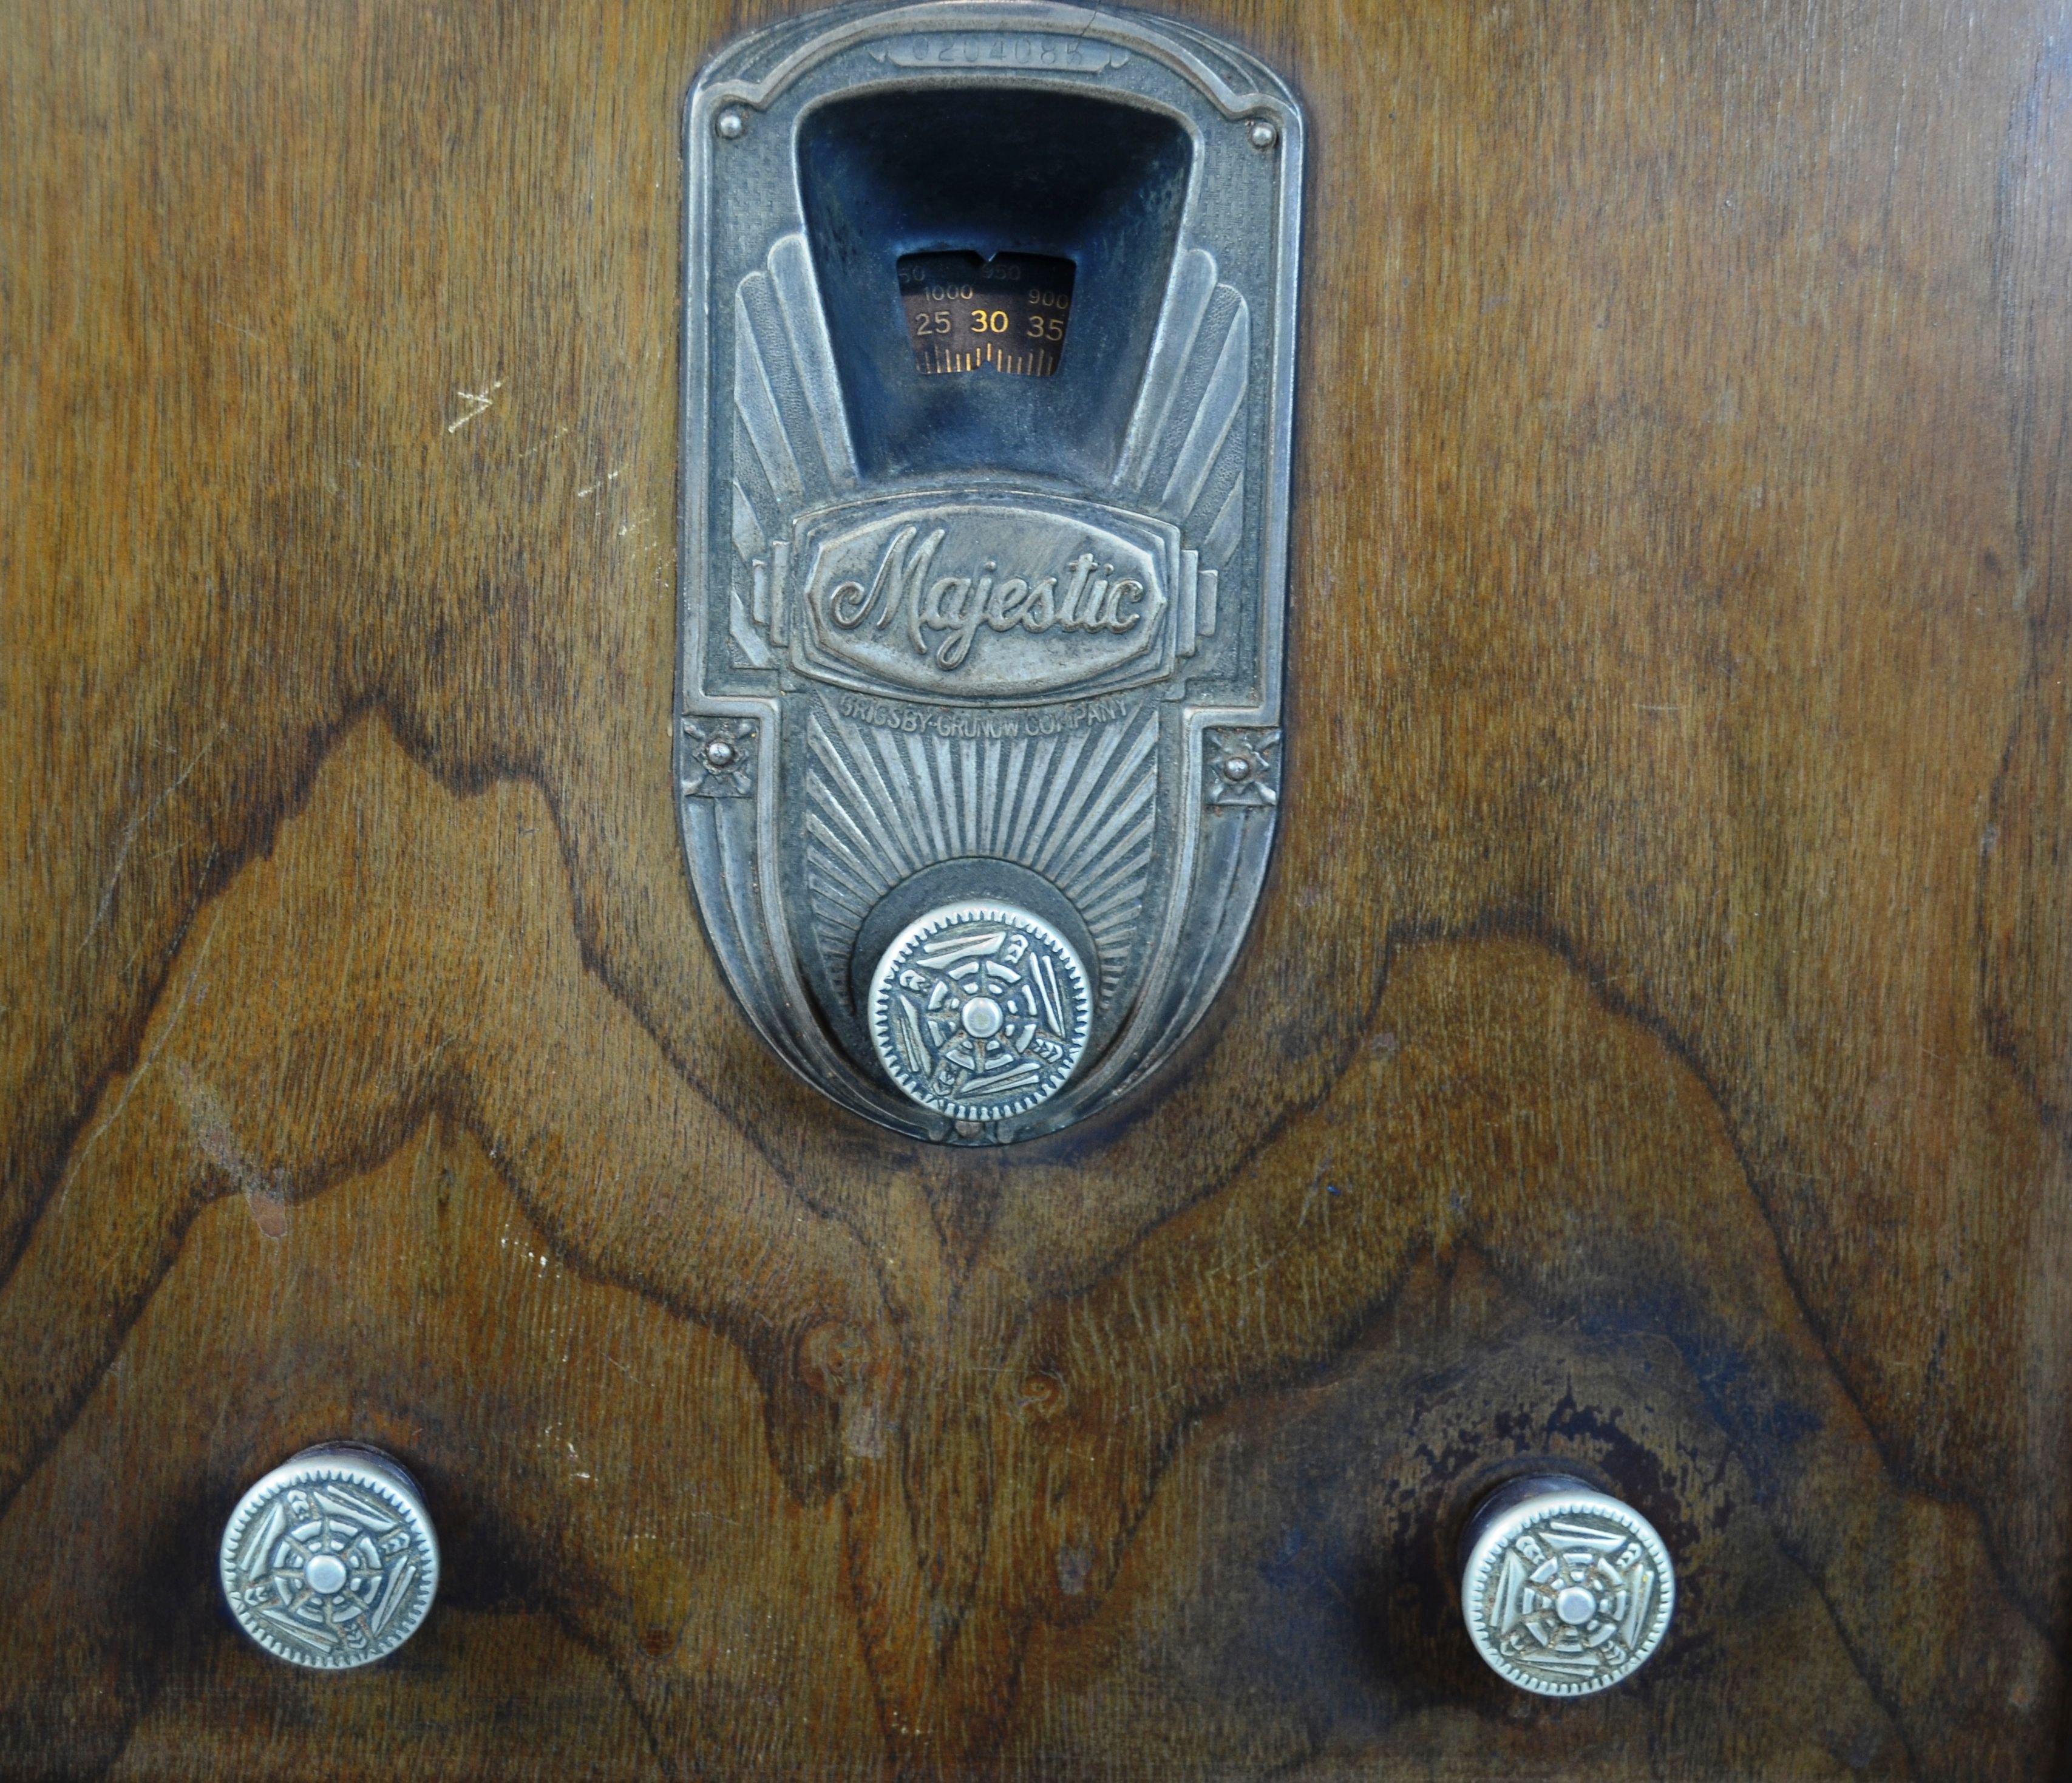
[843,1400,886,1458]
[78,728,223,958]
[446,379,504,433]
[166,1060,290,1237]
[61,906,223,1195]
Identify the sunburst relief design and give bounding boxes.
[801,696,1159,1003]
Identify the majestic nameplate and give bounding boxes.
[784,494,1200,699]
[679,2,1302,1143]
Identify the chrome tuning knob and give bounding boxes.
[1459,1473,1674,1696]
[220,1443,439,1669]
[867,900,1092,1125]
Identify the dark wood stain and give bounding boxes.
[2,0,2068,1776]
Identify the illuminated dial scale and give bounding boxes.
[899,251,1075,377]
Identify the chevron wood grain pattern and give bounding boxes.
[3,1,2070,1776]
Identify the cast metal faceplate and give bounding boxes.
[678,2,1302,1143]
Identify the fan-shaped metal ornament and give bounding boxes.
[678,1,1302,1143]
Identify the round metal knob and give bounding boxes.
[867,900,1092,1122]
[1459,1473,1674,1696]
[220,1443,439,1669]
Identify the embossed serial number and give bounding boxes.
[881,33,1132,70]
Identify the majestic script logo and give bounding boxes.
[824,526,1147,672]
[790,498,1175,700]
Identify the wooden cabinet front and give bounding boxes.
[4,1,2068,1775]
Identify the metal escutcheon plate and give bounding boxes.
[677,1,1303,1143]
